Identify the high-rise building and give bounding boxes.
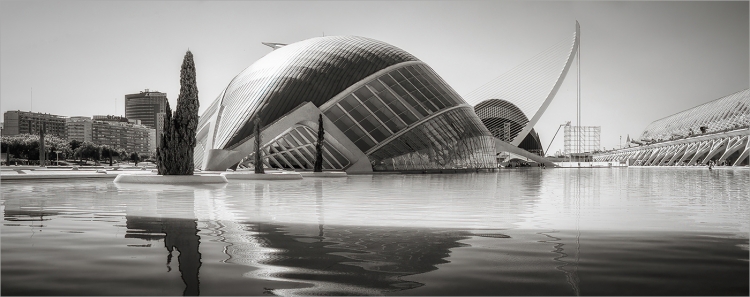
[66,116,155,155]
[3,110,67,138]
[124,89,167,146]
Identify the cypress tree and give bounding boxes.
[158,51,199,176]
[313,114,324,172]
[253,117,264,174]
[172,50,199,175]
[157,101,173,175]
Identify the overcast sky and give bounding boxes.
[1,1,747,154]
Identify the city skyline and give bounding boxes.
[1,1,747,154]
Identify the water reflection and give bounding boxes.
[2,170,748,296]
[197,178,476,295]
[538,230,580,296]
[239,223,472,295]
[126,216,201,295]
[123,188,202,296]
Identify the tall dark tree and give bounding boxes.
[157,50,200,175]
[101,145,116,166]
[131,152,141,166]
[39,122,46,166]
[253,117,264,174]
[172,50,200,175]
[253,103,269,174]
[313,114,325,172]
[157,100,174,175]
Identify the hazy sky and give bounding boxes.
[1,1,747,154]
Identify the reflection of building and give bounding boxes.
[3,110,67,138]
[66,116,155,154]
[215,221,471,296]
[196,36,496,173]
[124,89,167,147]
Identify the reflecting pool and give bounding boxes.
[2,168,748,295]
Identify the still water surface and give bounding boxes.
[2,168,748,295]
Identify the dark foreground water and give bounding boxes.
[2,168,748,295]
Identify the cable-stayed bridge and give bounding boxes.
[464,22,580,166]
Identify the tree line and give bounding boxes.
[1,134,153,166]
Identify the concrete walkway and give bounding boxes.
[1,167,156,181]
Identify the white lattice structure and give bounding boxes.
[564,126,600,154]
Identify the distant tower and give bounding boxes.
[125,89,168,146]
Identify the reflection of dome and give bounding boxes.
[197,36,497,172]
[474,99,544,156]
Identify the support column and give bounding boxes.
[701,138,729,164]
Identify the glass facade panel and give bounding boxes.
[353,86,375,103]
[367,124,390,143]
[348,103,370,120]
[386,78,430,116]
[325,105,346,123]
[353,134,376,152]
[339,95,358,112]
[374,82,421,122]
[358,114,379,133]
[390,71,407,83]
[334,112,356,133]
[368,107,497,171]
[381,118,404,134]
[398,71,418,92]
[361,92,387,115]
[369,80,388,94]
[343,124,367,145]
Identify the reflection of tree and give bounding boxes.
[126,216,202,296]
[124,190,202,296]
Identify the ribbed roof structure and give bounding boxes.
[210,36,418,150]
[640,89,750,141]
[474,99,543,154]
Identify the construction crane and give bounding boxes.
[545,121,571,156]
